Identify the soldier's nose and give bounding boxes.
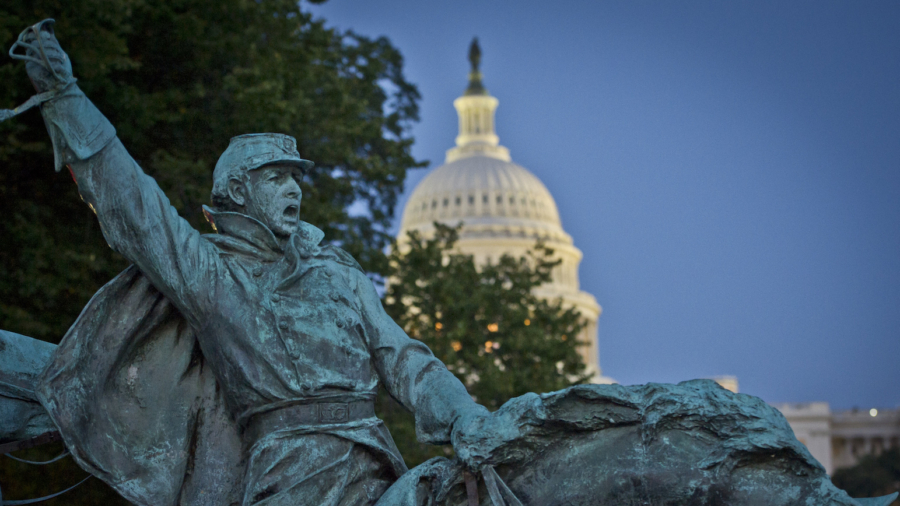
[284,180,301,199]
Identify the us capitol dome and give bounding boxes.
[398,40,611,383]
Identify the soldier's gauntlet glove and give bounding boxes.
[12,19,74,94]
[451,408,499,472]
[7,19,116,171]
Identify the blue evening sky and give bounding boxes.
[308,0,900,410]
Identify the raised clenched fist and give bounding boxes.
[12,20,74,94]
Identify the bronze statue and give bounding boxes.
[465,37,487,96]
[0,20,896,506]
[469,37,481,72]
[5,19,493,506]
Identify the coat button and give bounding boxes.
[278,321,289,330]
[253,268,263,277]
[301,384,311,391]
[330,292,341,301]
[335,319,344,328]
[271,294,281,303]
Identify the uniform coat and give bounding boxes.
[35,86,484,506]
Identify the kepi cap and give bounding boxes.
[211,133,314,202]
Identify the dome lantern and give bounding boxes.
[447,38,511,163]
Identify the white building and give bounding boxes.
[715,381,899,475]
[397,40,609,382]
[775,403,900,475]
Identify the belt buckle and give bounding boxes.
[318,402,350,423]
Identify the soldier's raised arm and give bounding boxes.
[14,21,215,325]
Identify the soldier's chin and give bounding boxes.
[270,220,299,238]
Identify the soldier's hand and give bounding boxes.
[451,410,504,472]
[18,21,73,93]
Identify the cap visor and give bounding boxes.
[249,158,315,174]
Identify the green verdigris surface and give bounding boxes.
[1,327,896,505]
[1,20,896,506]
[6,21,489,506]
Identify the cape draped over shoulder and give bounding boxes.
[36,265,245,506]
[34,223,412,506]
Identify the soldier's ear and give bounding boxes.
[227,177,247,208]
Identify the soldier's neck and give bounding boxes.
[273,233,290,249]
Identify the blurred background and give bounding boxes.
[309,0,900,411]
[310,0,900,484]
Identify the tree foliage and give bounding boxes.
[0,0,422,502]
[378,223,589,466]
[832,448,900,505]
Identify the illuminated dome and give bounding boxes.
[397,39,609,382]
[398,156,568,242]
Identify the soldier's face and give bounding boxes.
[244,164,304,237]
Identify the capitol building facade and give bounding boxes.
[397,41,609,383]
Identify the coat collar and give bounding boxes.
[201,205,324,256]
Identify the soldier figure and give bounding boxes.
[13,21,492,506]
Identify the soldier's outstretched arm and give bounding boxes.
[352,269,491,447]
[16,22,215,326]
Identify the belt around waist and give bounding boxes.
[247,399,376,442]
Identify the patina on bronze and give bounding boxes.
[4,20,494,506]
[464,38,487,96]
[0,21,897,506]
[1,20,73,124]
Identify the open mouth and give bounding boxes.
[283,205,299,222]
